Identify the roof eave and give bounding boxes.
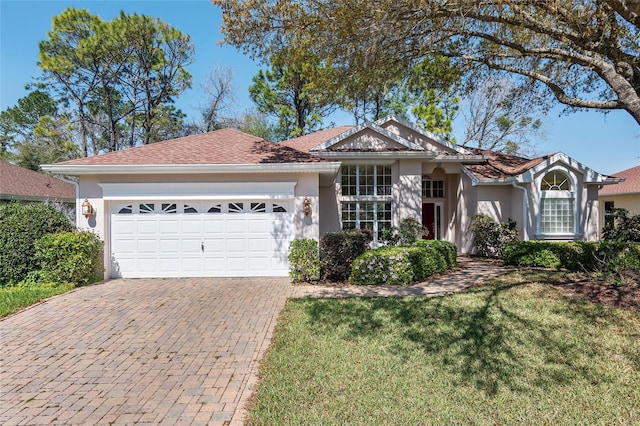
[42,162,342,175]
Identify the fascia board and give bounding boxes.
[436,154,487,162]
[41,162,342,176]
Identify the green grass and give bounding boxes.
[249,270,640,425]
[0,283,75,318]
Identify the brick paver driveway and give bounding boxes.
[0,277,295,425]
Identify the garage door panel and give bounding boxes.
[226,218,248,233]
[137,258,159,272]
[203,219,224,234]
[159,258,180,272]
[159,239,180,253]
[182,257,203,272]
[137,220,159,234]
[161,220,180,234]
[137,239,158,253]
[113,239,136,254]
[181,219,202,234]
[203,238,225,253]
[248,258,270,271]
[113,219,136,234]
[180,238,202,254]
[249,238,269,252]
[248,217,269,233]
[226,238,246,253]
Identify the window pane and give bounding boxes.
[541,172,570,190]
[541,198,574,233]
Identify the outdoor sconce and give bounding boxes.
[81,198,95,218]
[302,197,312,216]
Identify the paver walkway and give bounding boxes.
[0,256,509,425]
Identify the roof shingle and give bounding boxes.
[463,148,551,180]
[54,128,326,166]
[599,165,640,195]
[0,161,75,200]
[281,126,354,152]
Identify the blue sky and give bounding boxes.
[1,0,639,175]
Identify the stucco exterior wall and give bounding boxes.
[394,159,423,225]
[476,186,514,223]
[319,184,340,235]
[453,172,477,253]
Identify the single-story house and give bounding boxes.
[598,164,640,235]
[43,116,620,279]
[1,160,76,220]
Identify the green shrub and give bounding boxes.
[0,202,73,285]
[602,208,640,242]
[320,229,371,281]
[379,217,428,246]
[288,239,320,283]
[416,240,458,269]
[350,247,415,285]
[350,243,458,285]
[35,231,104,285]
[504,240,640,275]
[470,214,518,258]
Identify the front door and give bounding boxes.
[422,202,435,240]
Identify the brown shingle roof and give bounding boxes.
[281,126,353,152]
[600,165,640,195]
[54,128,326,166]
[463,148,551,179]
[0,161,75,200]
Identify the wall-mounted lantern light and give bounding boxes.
[81,198,95,218]
[302,197,312,216]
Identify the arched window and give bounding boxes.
[539,171,575,234]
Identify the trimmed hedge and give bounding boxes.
[288,239,320,282]
[416,240,458,270]
[320,229,372,281]
[350,242,458,285]
[504,240,640,273]
[0,202,73,285]
[35,231,104,285]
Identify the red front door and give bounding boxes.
[422,203,435,240]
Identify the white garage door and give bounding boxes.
[110,201,294,278]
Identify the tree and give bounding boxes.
[0,90,58,156]
[214,0,640,127]
[232,110,278,140]
[462,76,546,154]
[249,58,336,140]
[198,66,235,132]
[0,91,80,170]
[14,115,80,171]
[38,8,194,154]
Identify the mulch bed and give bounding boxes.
[552,271,640,314]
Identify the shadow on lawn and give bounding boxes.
[302,272,640,396]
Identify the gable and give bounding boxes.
[324,127,416,151]
[376,116,468,155]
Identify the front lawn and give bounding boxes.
[0,283,75,318]
[249,270,640,425]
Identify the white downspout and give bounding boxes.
[511,181,529,240]
[55,175,80,227]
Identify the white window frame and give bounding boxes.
[537,170,578,238]
[339,164,393,242]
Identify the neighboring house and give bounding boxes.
[598,164,640,236]
[43,117,620,279]
[0,160,76,220]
